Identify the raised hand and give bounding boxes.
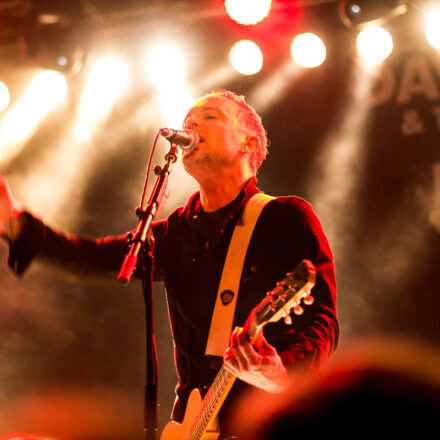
[0,176,23,241]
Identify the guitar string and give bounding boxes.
[189,322,252,434]
[188,360,236,439]
[191,367,233,440]
[190,367,231,439]
[189,320,260,440]
[188,279,305,439]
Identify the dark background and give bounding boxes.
[0,1,439,438]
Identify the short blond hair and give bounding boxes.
[210,89,268,173]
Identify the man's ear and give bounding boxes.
[241,135,261,155]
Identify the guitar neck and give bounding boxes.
[186,366,234,440]
[188,321,260,440]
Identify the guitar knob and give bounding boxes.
[283,313,292,325]
[303,295,314,306]
[293,305,304,315]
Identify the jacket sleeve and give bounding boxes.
[7,211,163,280]
[261,198,339,373]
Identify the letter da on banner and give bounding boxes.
[369,53,440,136]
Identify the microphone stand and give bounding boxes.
[118,143,179,440]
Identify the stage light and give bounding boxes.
[155,83,194,127]
[339,0,408,28]
[357,26,393,64]
[0,81,10,111]
[290,33,327,68]
[426,8,440,50]
[225,0,272,25]
[144,43,192,125]
[79,57,129,121]
[57,56,68,67]
[229,40,263,75]
[32,70,68,104]
[145,43,186,87]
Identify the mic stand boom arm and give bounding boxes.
[118,143,179,440]
[118,143,178,284]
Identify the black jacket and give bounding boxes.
[7,178,338,429]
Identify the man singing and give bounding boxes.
[0,89,338,438]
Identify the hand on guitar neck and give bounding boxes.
[223,325,287,393]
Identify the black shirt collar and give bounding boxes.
[182,176,260,221]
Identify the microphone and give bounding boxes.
[160,128,199,151]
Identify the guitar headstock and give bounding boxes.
[253,259,316,327]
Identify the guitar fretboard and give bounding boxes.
[187,320,259,440]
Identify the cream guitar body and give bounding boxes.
[160,388,220,440]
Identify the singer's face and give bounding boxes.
[182,94,246,173]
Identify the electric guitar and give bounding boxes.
[160,259,317,440]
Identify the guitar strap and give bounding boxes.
[205,192,274,357]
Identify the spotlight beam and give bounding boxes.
[0,70,67,165]
[307,64,379,260]
[426,8,440,50]
[0,81,10,111]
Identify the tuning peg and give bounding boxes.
[283,313,292,325]
[293,305,304,315]
[303,295,314,306]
